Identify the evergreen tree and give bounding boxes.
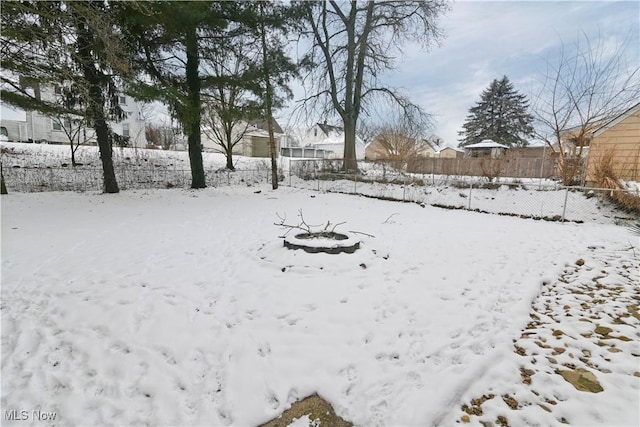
[116,2,242,189]
[458,76,534,148]
[1,1,127,193]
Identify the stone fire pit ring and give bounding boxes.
[283,231,361,254]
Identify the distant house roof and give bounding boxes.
[440,146,464,152]
[464,140,509,149]
[248,118,284,135]
[422,139,442,152]
[316,122,343,136]
[593,102,640,137]
[524,139,547,148]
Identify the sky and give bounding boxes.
[2,1,638,148]
[283,0,640,147]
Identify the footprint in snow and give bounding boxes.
[257,343,271,358]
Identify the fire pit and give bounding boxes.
[284,231,360,254]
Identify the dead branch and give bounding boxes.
[382,213,399,224]
[274,209,375,238]
[348,230,376,238]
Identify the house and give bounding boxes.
[509,140,551,159]
[300,122,365,160]
[421,139,441,157]
[462,140,509,158]
[557,121,605,158]
[201,118,284,158]
[585,102,640,185]
[438,147,464,159]
[0,85,147,147]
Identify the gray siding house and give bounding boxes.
[0,85,147,147]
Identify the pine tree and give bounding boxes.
[1,1,127,193]
[458,76,534,148]
[116,1,240,189]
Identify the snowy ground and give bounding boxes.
[2,183,638,426]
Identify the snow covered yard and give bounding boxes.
[1,185,638,426]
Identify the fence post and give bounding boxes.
[403,176,407,201]
[561,187,569,222]
[538,148,546,190]
[289,158,292,187]
[354,174,357,194]
[432,157,436,185]
[468,183,473,210]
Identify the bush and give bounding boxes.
[591,148,640,213]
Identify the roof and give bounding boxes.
[307,135,365,147]
[440,146,464,152]
[593,102,640,137]
[317,122,343,136]
[248,118,283,135]
[422,139,442,152]
[464,140,509,149]
[523,139,547,148]
[559,103,640,139]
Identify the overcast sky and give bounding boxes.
[2,1,638,148]
[283,0,639,147]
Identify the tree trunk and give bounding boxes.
[75,7,119,193]
[95,116,119,193]
[267,115,278,190]
[86,65,118,193]
[342,116,358,173]
[226,146,235,171]
[71,133,79,167]
[1,164,7,195]
[259,9,278,190]
[185,28,206,189]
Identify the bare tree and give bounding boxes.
[202,105,251,170]
[54,114,95,166]
[356,119,379,148]
[367,110,430,169]
[531,31,640,185]
[299,1,448,172]
[145,121,175,150]
[202,41,260,171]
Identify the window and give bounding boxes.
[52,118,71,131]
[54,86,62,95]
[122,123,130,137]
[119,96,127,105]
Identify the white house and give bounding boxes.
[300,122,365,160]
[0,85,147,147]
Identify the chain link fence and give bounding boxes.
[2,164,275,192]
[286,158,639,225]
[3,156,638,225]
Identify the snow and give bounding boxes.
[1,142,639,426]
[464,140,509,149]
[287,414,318,427]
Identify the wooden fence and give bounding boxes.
[406,156,557,180]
